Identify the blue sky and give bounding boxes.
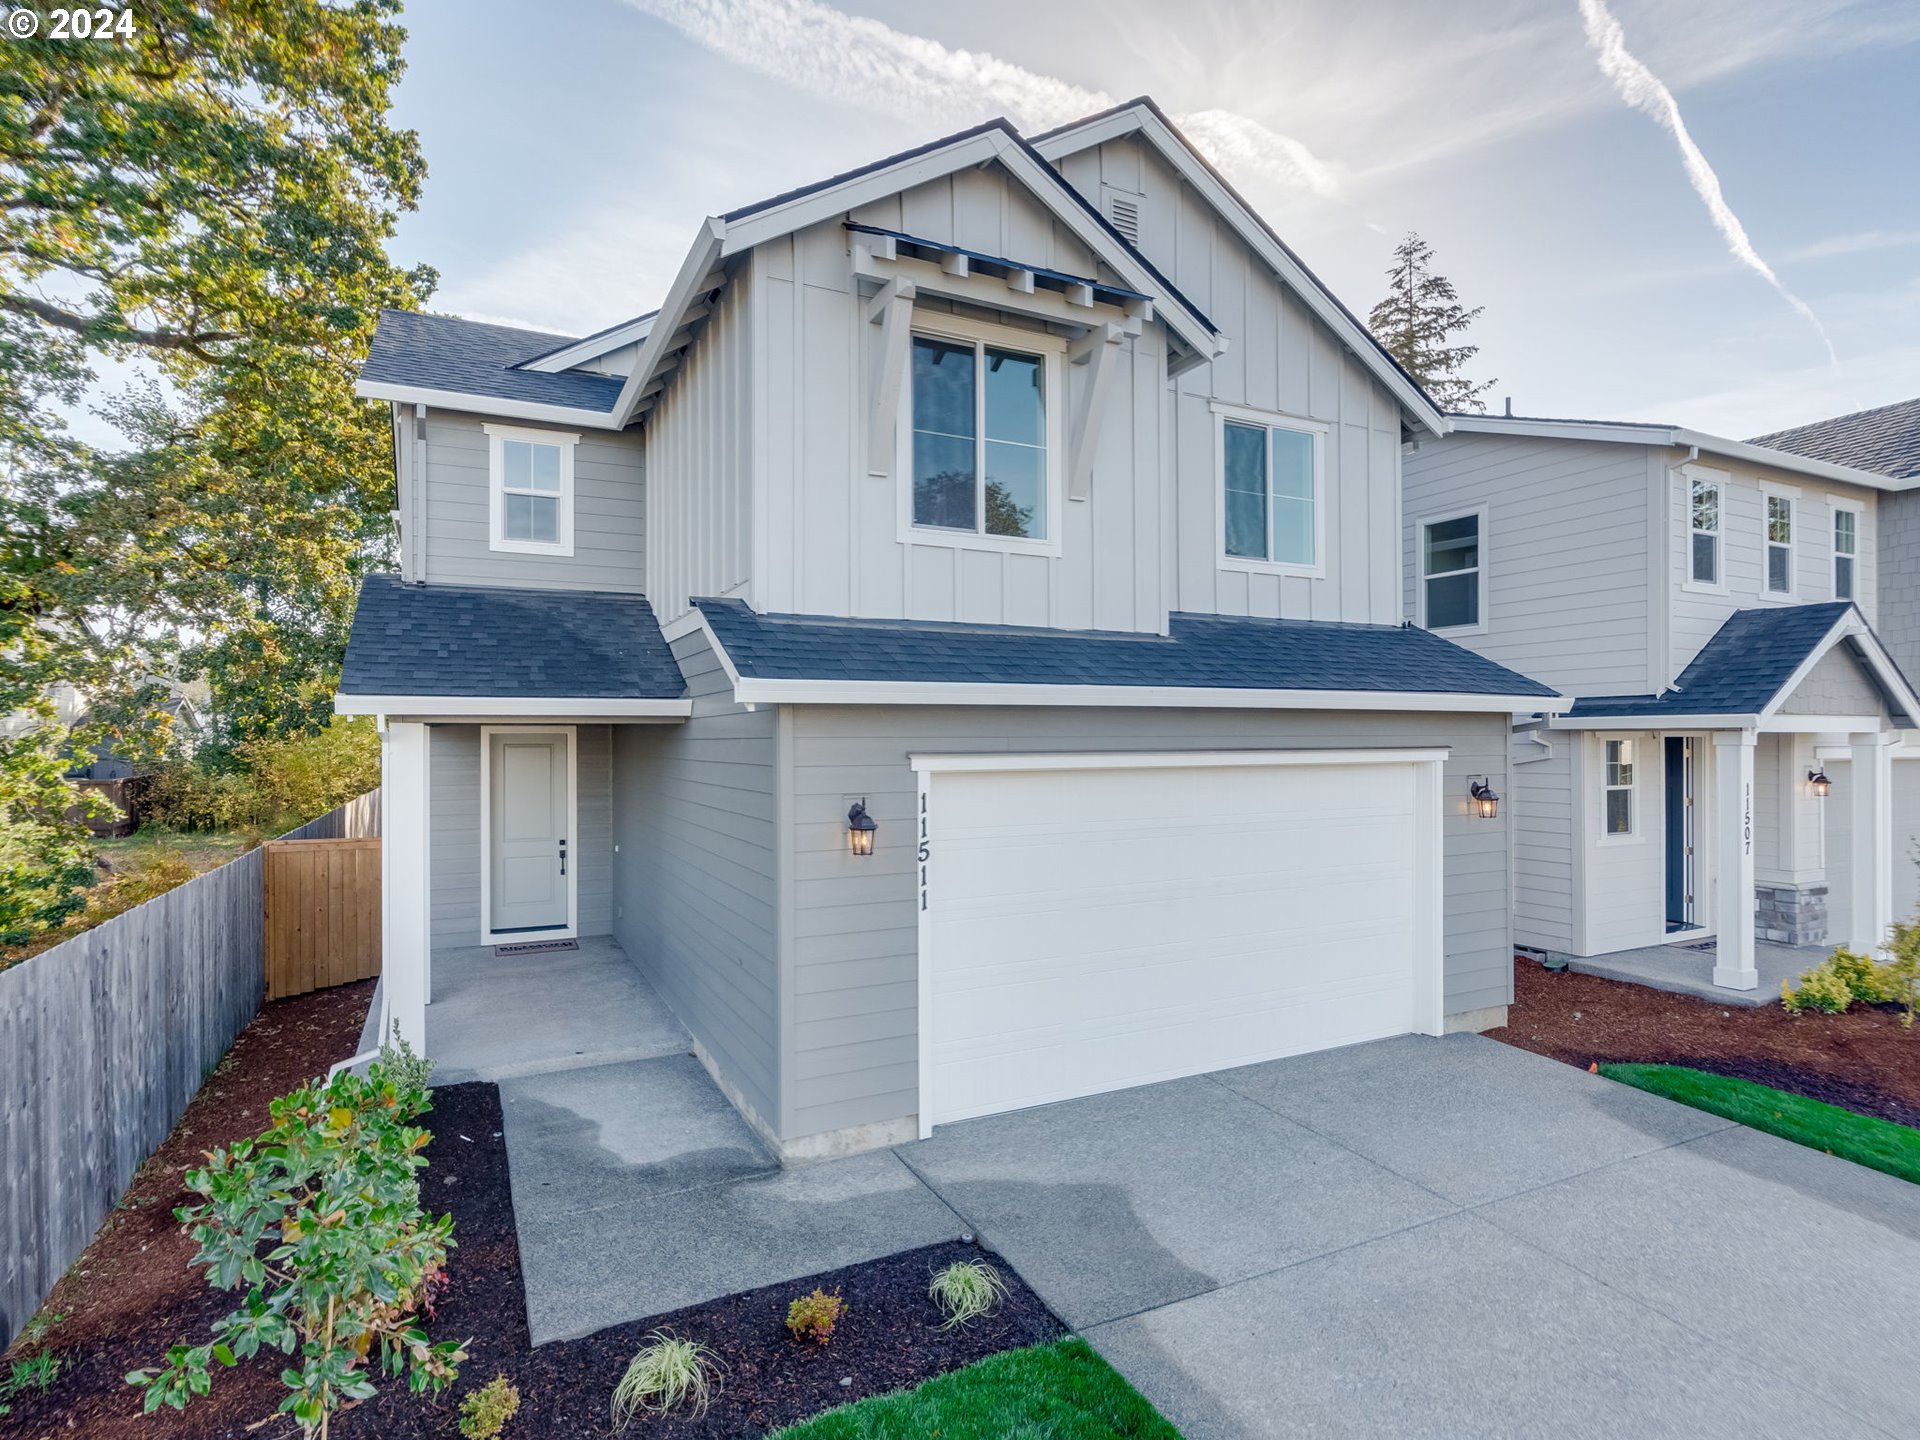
[383,0,1919,438]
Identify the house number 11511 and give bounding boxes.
[918,793,931,911]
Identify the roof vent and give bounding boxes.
[1102,186,1143,245]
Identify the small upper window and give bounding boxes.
[1603,739,1635,836]
[1421,512,1483,630]
[1689,477,1721,586]
[910,332,1049,543]
[1834,507,1858,600]
[1219,411,1322,570]
[485,425,577,555]
[1765,493,1794,595]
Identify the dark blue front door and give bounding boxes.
[1665,736,1693,929]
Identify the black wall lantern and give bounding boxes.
[847,799,878,856]
[1808,767,1832,798]
[1469,777,1500,820]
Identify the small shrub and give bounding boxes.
[928,1259,1008,1330]
[611,1332,721,1429]
[124,1058,462,1436]
[458,1373,521,1439]
[1783,959,1854,1014]
[785,1287,846,1346]
[380,1020,435,1094]
[1881,919,1920,1029]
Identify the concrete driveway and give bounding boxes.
[499,1030,1920,1437]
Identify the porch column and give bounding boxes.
[1712,729,1758,990]
[382,720,431,1050]
[1849,731,1896,955]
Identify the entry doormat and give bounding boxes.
[494,938,580,957]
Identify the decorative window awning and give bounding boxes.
[847,223,1155,319]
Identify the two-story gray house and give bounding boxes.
[336,99,1559,1161]
[1403,406,1920,1000]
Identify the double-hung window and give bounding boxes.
[1833,505,1859,600]
[1688,476,1721,586]
[1217,405,1324,572]
[1764,491,1795,596]
[908,326,1055,546]
[485,424,577,556]
[1420,510,1484,630]
[1603,739,1635,837]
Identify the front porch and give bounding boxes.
[1567,937,1827,1007]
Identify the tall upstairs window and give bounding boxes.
[908,322,1056,549]
[1215,404,1325,574]
[1420,510,1485,631]
[484,424,577,556]
[1688,476,1721,586]
[1764,491,1795,596]
[1834,506,1859,600]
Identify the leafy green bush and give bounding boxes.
[928,1259,1008,1330]
[785,1287,846,1346]
[458,1373,521,1438]
[1783,959,1855,1014]
[1785,942,1920,1022]
[145,717,378,834]
[1880,919,1920,1029]
[612,1332,721,1428]
[125,1060,462,1435]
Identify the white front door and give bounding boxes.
[487,729,573,937]
[918,753,1445,1130]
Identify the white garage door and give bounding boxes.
[920,752,1445,1128]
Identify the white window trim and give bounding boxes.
[483,422,579,557]
[1414,504,1489,635]
[1211,401,1329,579]
[1681,471,1726,595]
[477,724,579,947]
[1831,496,1864,602]
[1759,481,1799,602]
[1598,735,1641,846]
[896,311,1066,559]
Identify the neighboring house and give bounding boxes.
[1402,407,1920,995]
[336,98,1560,1160]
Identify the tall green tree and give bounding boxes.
[1367,232,1496,414]
[1,1,432,937]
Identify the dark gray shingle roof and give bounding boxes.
[360,310,624,414]
[1569,603,1857,719]
[1749,397,1920,480]
[695,600,1557,698]
[340,575,684,699]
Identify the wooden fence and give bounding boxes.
[265,839,381,1000]
[0,791,380,1350]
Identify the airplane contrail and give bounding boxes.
[1578,0,1835,362]
[623,0,1339,197]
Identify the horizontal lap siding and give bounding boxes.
[611,634,779,1133]
[419,409,646,591]
[1512,734,1576,952]
[782,706,1513,1142]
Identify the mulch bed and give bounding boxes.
[1491,957,1920,1127]
[6,992,1061,1439]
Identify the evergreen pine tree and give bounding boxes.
[1367,233,1496,413]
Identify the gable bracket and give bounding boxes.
[865,277,917,477]
[1067,323,1126,502]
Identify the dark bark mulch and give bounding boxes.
[1492,957,1920,1127]
[6,1016,1060,1439]
[0,979,378,1440]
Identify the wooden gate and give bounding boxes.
[264,838,382,1000]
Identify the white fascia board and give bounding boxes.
[726,675,1564,715]
[1547,712,1758,731]
[354,380,625,430]
[611,217,727,428]
[1449,416,1913,492]
[1033,106,1446,437]
[1761,713,1886,734]
[910,747,1451,774]
[334,694,691,719]
[518,314,658,374]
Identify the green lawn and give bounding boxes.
[773,1338,1183,1439]
[1600,1063,1920,1184]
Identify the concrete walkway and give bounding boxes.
[498,1030,1920,1436]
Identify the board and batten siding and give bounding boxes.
[777,706,1513,1145]
[427,725,611,950]
[1401,432,1656,697]
[410,408,646,592]
[1055,136,1407,627]
[609,632,780,1136]
[644,278,754,625]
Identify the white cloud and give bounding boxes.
[1578,0,1835,364]
[434,206,691,336]
[621,0,1339,196]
